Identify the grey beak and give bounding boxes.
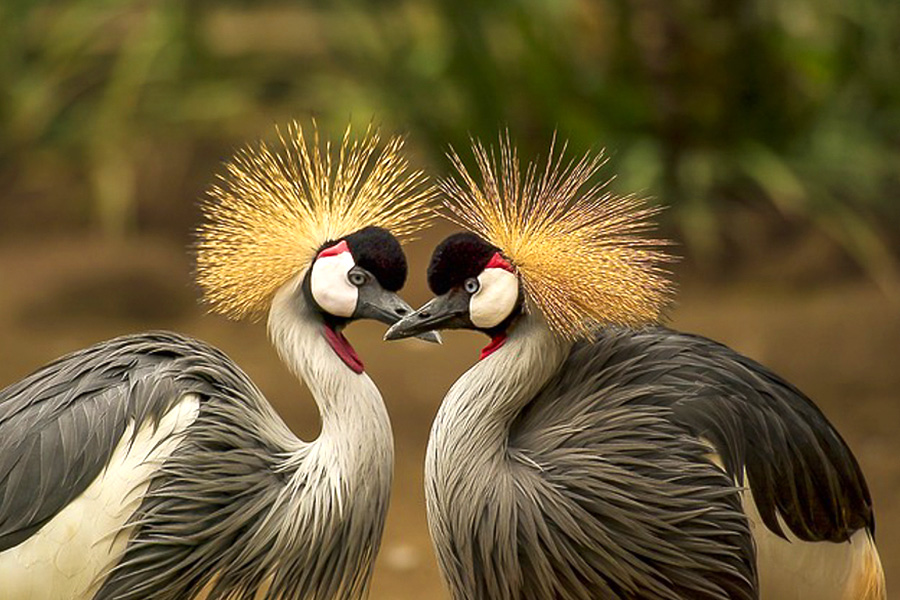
[354,285,442,344]
[384,291,470,341]
[413,328,442,344]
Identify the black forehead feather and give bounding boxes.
[342,226,407,291]
[427,232,500,295]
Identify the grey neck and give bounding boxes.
[424,309,569,598]
[267,272,393,500]
[225,272,394,599]
[427,309,569,475]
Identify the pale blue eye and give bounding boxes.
[464,278,480,294]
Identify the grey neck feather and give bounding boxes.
[265,273,393,589]
[426,309,567,499]
[424,309,569,597]
[92,274,393,600]
[427,309,568,465]
[268,273,393,475]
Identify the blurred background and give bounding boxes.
[0,0,898,597]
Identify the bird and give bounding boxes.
[385,135,885,600]
[0,122,437,600]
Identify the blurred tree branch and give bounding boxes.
[0,0,897,291]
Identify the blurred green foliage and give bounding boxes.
[1,0,898,285]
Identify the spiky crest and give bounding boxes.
[440,133,673,339]
[196,121,435,320]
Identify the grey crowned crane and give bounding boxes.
[386,137,885,600]
[0,123,436,600]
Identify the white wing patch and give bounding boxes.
[0,394,201,600]
[310,252,358,318]
[470,268,519,329]
[701,443,885,600]
[744,488,884,600]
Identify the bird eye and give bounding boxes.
[349,271,367,287]
[464,278,480,294]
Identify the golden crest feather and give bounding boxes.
[439,134,673,339]
[196,121,435,320]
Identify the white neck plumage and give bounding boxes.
[426,310,569,481]
[266,272,393,523]
[423,310,569,597]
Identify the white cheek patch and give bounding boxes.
[470,268,519,329]
[310,251,358,317]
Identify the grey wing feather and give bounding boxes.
[511,336,757,600]
[0,333,198,551]
[643,328,873,542]
[92,336,326,600]
[0,331,330,600]
[510,325,873,598]
[94,391,287,600]
[559,327,873,543]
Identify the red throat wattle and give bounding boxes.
[323,325,364,374]
[479,333,508,360]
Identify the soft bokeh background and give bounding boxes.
[1,1,898,597]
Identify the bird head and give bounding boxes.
[305,226,413,327]
[195,121,439,371]
[385,133,673,357]
[384,232,522,336]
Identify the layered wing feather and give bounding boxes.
[511,331,757,600]
[618,327,871,542]
[0,332,309,599]
[0,332,212,552]
[510,326,872,598]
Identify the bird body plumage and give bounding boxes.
[0,277,392,599]
[0,122,432,598]
[393,135,883,600]
[427,313,879,599]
